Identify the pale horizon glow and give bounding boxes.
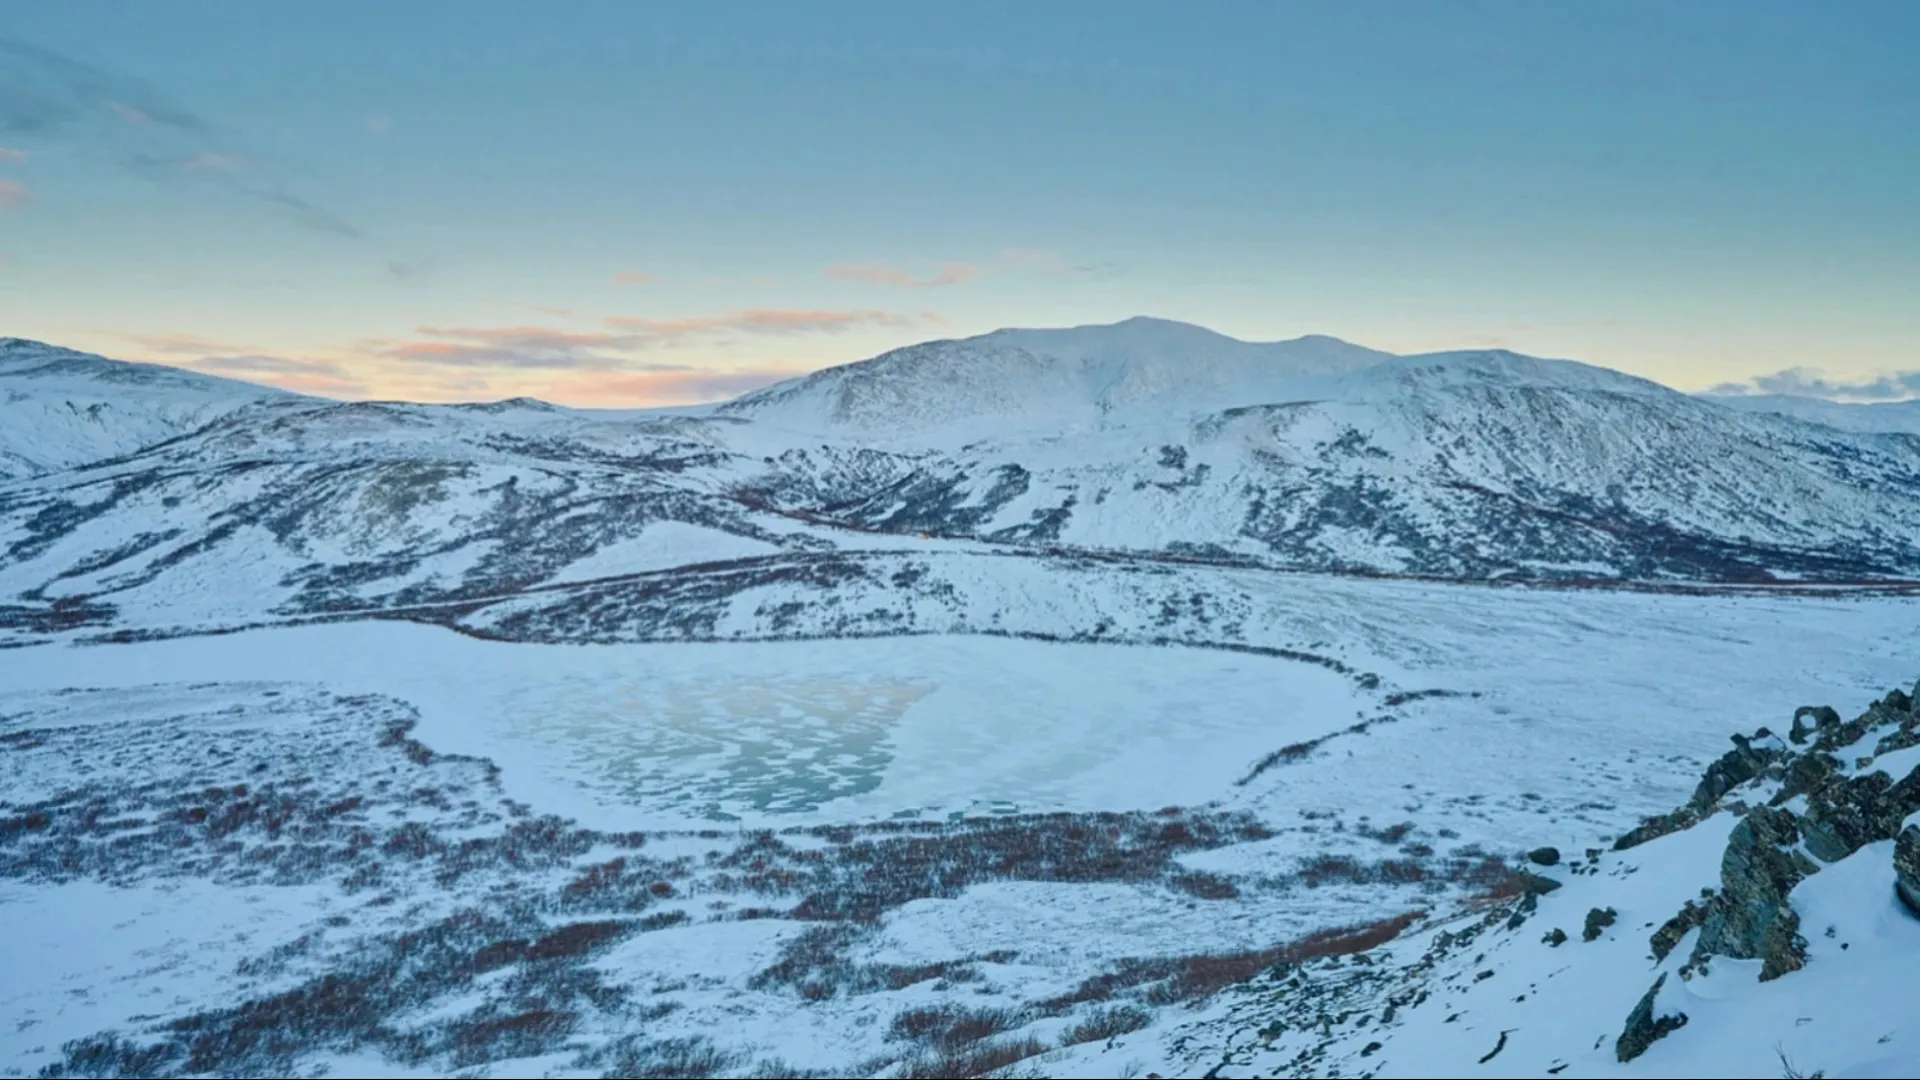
[1,1,1915,406]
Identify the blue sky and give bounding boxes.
[1,0,1915,404]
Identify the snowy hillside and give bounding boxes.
[721,317,1396,442]
[1705,393,1920,436]
[0,338,296,481]
[6,320,1920,650]
[5,321,1920,1079]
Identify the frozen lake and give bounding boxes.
[0,627,1363,828]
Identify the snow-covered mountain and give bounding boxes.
[0,338,297,481]
[1705,392,1920,436]
[6,320,1920,1079]
[7,320,1920,646]
[720,317,1397,441]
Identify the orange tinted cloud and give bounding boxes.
[380,324,666,369]
[825,262,981,288]
[613,271,658,285]
[604,308,919,337]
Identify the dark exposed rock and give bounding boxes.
[1799,769,1920,864]
[1518,871,1562,896]
[1687,736,1785,814]
[1692,807,1815,981]
[1768,751,1841,808]
[1582,907,1617,942]
[1650,895,1712,961]
[1541,927,1567,947]
[1526,846,1561,867]
[1790,705,1842,746]
[1895,825,1920,919]
[1616,973,1687,1063]
[1613,807,1699,852]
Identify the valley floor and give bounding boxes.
[3,572,1918,1078]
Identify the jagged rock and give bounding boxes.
[1692,806,1817,981]
[1616,973,1688,1063]
[1518,871,1562,896]
[1613,807,1699,852]
[1542,927,1567,946]
[1687,736,1786,814]
[1526,846,1561,866]
[1895,825,1920,919]
[1791,705,1842,745]
[1769,751,1841,808]
[1807,696,1905,754]
[1650,897,1710,961]
[1799,768,1920,863]
[1582,906,1618,942]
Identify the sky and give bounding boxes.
[0,0,1916,406]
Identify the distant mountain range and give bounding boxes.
[4,319,1920,644]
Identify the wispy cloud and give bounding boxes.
[824,262,981,289]
[603,309,919,338]
[539,367,806,407]
[364,114,393,135]
[0,145,25,161]
[111,333,366,396]
[1709,367,1920,402]
[120,331,242,355]
[380,325,665,370]
[0,36,359,236]
[999,247,1113,277]
[0,177,26,208]
[613,271,658,285]
[185,353,366,397]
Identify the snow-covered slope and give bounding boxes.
[1075,680,1920,1080]
[720,317,1396,442]
[0,338,296,480]
[8,323,1920,648]
[1705,393,1920,436]
[6,322,1920,1080]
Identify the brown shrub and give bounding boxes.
[898,1035,1048,1079]
[1058,1005,1152,1046]
[1046,910,1425,1009]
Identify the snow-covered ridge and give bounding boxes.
[0,338,296,480]
[6,318,1920,649]
[1102,679,1920,1079]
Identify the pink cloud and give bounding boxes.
[120,331,245,354]
[613,271,658,285]
[377,324,667,369]
[0,179,29,210]
[0,147,26,163]
[824,262,981,288]
[604,308,920,337]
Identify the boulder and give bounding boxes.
[1616,973,1687,1063]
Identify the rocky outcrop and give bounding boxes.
[1582,906,1617,942]
[1688,734,1786,814]
[1649,892,1713,961]
[1896,825,1920,919]
[1616,973,1687,1063]
[1621,680,1920,1050]
[1691,807,1816,980]
[1799,769,1920,863]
